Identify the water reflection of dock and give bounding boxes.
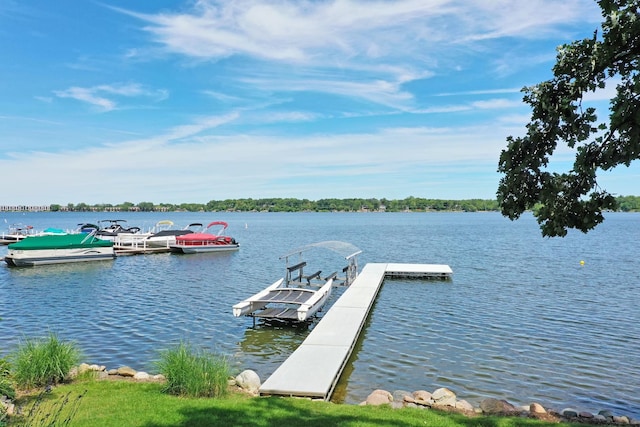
[259,262,453,400]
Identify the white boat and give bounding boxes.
[0,223,37,245]
[232,241,361,323]
[4,232,115,267]
[91,219,144,242]
[145,221,201,247]
[169,221,239,254]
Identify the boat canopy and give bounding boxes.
[279,241,362,287]
[280,240,362,261]
[206,221,228,229]
[8,234,113,250]
[42,227,66,235]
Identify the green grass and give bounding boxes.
[7,379,597,427]
[155,342,230,398]
[9,333,82,389]
[10,388,86,427]
[0,357,15,400]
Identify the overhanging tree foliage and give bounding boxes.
[497,0,639,237]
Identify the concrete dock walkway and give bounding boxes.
[259,262,452,400]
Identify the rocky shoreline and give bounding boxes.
[230,368,640,426]
[358,387,639,426]
[2,363,639,426]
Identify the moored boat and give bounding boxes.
[0,223,37,245]
[169,221,239,254]
[92,219,143,242]
[4,233,115,267]
[145,221,201,247]
[232,241,361,323]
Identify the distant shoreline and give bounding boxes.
[3,194,640,214]
[1,197,502,214]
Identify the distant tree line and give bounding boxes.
[44,197,499,213]
[41,196,640,213]
[615,196,640,212]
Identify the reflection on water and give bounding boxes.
[1,211,639,417]
[238,324,309,359]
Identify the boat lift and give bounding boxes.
[233,241,362,325]
[280,240,362,287]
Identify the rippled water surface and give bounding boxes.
[1,211,638,417]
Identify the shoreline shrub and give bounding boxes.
[10,333,82,389]
[155,342,230,398]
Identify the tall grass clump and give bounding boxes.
[10,333,82,389]
[155,342,230,398]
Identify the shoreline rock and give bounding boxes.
[360,386,639,425]
[69,363,166,383]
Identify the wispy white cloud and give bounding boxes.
[0,115,62,125]
[435,88,524,97]
[471,98,523,109]
[202,90,245,103]
[414,98,523,114]
[34,96,53,103]
[458,0,599,41]
[0,112,511,203]
[123,0,598,63]
[241,74,415,110]
[108,0,598,111]
[53,83,168,112]
[54,86,116,111]
[253,111,321,124]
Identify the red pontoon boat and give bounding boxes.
[169,221,239,254]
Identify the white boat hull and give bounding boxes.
[232,278,333,322]
[4,247,116,267]
[296,280,333,321]
[145,236,176,247]
[169,243,239,254]
[0,236,22,245]
[233,279,285,317]
[0,234,30,245]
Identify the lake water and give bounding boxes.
[1,211,638,417]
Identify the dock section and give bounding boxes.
[113,236,171,256]
[385,263,453,279]
[259,262,452,400]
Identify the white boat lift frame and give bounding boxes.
[280,241,362,287]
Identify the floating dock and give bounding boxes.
[384,263,452,279]
[258,262,452,400]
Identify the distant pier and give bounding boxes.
[259,262,453,400]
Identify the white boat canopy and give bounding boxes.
[279,240,362,261]
[280,241,362,287]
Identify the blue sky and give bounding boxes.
[1,0,637,205]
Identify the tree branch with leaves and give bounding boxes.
[497,0,640,237]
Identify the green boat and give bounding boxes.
[4,233,115,267]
